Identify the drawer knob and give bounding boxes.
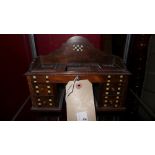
[104,104,107,107]
[106,83,110,86]
[116,96,119,99]
[49,103,53,106]
[114,104,118,108]
[106,87,109,90]
[37,102,42,106]
[33,76,36,79]
[35,86,39,89]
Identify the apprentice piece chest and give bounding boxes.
[26,36,130,112]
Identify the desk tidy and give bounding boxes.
[26,36,130,113]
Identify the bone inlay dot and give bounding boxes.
[106,83,110,86]
[36,90,39,93]
[49,103,53,106]
[117,92,120,95]
[38,102,42,106]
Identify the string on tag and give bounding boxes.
[67,76,79,97]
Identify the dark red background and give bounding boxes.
[0,34,32,120]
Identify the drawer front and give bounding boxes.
[102,83,125,96]
[32,83,56,96]
[102,95,123,108]
[104,74,128,83]
[32,96,56,108]
[31,75,52,84]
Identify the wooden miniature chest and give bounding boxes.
[26,36,130,112]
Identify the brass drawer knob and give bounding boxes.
[49,103,53,106]
[117,92,120,95]
[35,86,39,89]
[33,76,36,79]
[119,79,123,82]
[106,83,110,86]
[48,90,51,93]
[107,75,111,78]
[114,104,118,108]
[118,87,121,90]
[36,90,39,93]
[37,98,41,101]
[106,87,109,90]
[104,104,107,107]
[37,102,42,106]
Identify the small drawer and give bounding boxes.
[105,74,127,83]
[32,83,56,96]
[101,83,125,96]
[97,95,123,108]
[102,98,121,108]
[31,75,52,84]
[33,96,57,108]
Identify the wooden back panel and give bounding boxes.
[40,36,108,64]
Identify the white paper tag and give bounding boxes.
[76,112,88,121]
[66,79,96,121]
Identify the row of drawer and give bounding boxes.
[100,95,123,108]
[32,96,123,108]
[32,83,126,96]
[30,74,127,83]
[32,96,56,108]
